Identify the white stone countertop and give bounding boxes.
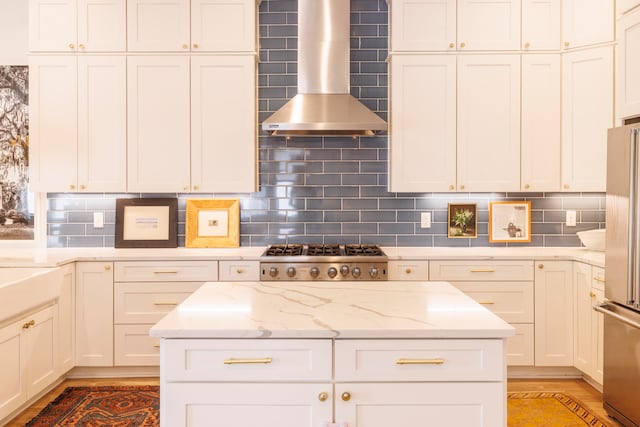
[150,281,515,340]
[0,246,604,268]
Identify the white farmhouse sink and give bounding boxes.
[0,267,63,322]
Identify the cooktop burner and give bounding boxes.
[262,244,385,258]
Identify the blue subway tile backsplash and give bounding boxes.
[45,0,605,248]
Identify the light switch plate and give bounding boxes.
[566,210,577,227]
[420,212,431,228]
[93,212,104,228]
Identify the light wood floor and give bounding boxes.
[5,378,625,426]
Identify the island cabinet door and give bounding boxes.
[161,383,332,427]
[334,382,505,427]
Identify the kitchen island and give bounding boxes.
[150,280,514,427]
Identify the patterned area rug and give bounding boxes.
[26,386,159,426]
[508,392,608,427]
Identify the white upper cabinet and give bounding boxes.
[521,0,561,50]
[457,0,520,50]
[521,54,561,191]
[457,54,520,191]
[191,55,257,193]
[29,0,126,52]
[127,56,191,192]
[561,46,613,192]
[390,0,457,51]
[617,6,640,120]
[389,55,457,192]
[128,0,256,52]
[562,0,614,49]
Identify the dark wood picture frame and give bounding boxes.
[115,198,178,248]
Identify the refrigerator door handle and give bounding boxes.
[595,303,640,330]
[632,128,640,305]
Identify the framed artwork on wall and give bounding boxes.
[447,203,477,238]
[115,198,178,248]
[185,198,240,248]
[489,201,532,243]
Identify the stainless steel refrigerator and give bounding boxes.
[599,122,640,427]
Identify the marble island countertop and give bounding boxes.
[149,281,515,340]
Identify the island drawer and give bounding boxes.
[162,339,332,382]
[334,339,504,382]
[429,260,534,281]
[449,281,534,323]
[114,261,218,282]
[114,282,202,324]
[388,260,429,280]
[218,260,260,281]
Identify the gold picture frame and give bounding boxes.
[489,201,532,243]
[186,199,240,248]
[447,203,477,238]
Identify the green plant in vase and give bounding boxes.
[452,208,474,236]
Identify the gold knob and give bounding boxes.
[524,184,530,189]
[104,265,111,271]
[590,291,596,298]
[69,184,76,190]
[22,320,35,329]
[182,43,189,49]
[318,392,328,402]
[79,44,85,50]
[460,42,466,48]
[193,43,199,49]
[80,184,86,190]
[405,268,412,274]
[183,186,189,191]
[524,42,530,49]
[538,264,544,269]
[193,185,199,190]
[449,42,455,48]
[449,184,455,190]
[564,41,570,47]
[341,392,351,401]
[563,184,570,189]
[460,184,465,190]
[237,268,245,274]
[69,43,75,50]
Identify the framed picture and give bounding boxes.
[489,201,532,243]
[115,198,178,248]
[186,199,240,248]
[448,203,477,238]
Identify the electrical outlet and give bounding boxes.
[420,212,431,228]
[93,212,104,228]
[565,210,577,227]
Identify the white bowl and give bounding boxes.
[577,229,606,252]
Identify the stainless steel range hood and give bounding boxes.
[261,0,387,137]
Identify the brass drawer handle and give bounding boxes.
[153,270,179,274]
[405,268,412,274]
[593,277,606,283]
[224,357,272,365]
[236,268,245,274]
[153,300,179,306]
[469,269,495,273]
[153,342,161,348]
[22,320,36,329]
[395,358,445,365]
[479,301,495,305]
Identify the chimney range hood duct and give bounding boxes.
[261,0,388,137]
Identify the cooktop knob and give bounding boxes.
[328,267,338,278]
[269,267,279,278]
[369,267,379,278]
[286,267,296,278]
[310,267,320,278]
[352,267,361,278]
[340,265,350,276]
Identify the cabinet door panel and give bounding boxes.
[25,305,58,398]
[57,264,75,374]
[192,0,255,52]
[389,55,456,192]
[127,56,191,192]
[77,55,127,192]
[390,0,456,51]
[457,54,520,191]
[127,0,190,51]
[458,0,520,50]
[563,0,614,48]
[29,0,76,51]
[617,7,640,120]
[0,320,27,420]
[28,55,78,192]
[522,0,560,50]
[77,0,126,51]
[507,323,534,366]
[191,55,256,193]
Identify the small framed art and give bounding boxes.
[448,203,477,238]
[489,201,532,243]
[186,199,240,248]
[115,198,178,248]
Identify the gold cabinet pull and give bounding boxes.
[405,268,412,274]
[469,269,495,273]
[68,43,75,50]
[395,358,445,365]
[153,300,179,306]
[318,392,328,402]
[153,270,178,274]
[104,264,111,271]
[341,392,351,401]
[153,342,161,348]
[479,301,495,305]
[237,268,245,274]
[564,41,570,47]
[448,42,455,48]
[524,184,530,189]
[459,184,465,190]
[538,264,544,269]
[78,43,85,50]
[589,291,596,298]
[224,357,272,365]
[593,276,606,283]
[22,320,36,329]
[182,43,189,49]
[524,42,530,49]
[460,42,466,48]
[449,184,455,191]
[563,184,570,189]
[193,43,199,49]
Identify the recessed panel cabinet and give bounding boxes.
[617,6,640,120]
[562,0,614,49]
[521,0,560,50]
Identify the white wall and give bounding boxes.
[0,0,28,64]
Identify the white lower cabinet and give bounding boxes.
[574,263,605,384]
[388,260,429,281]
[0,304,58,421]
[57,263,75,374]
[160,338,507,427]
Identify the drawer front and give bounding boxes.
[114,282,202,324]
[388,260,429,281]
[114,324,160,366]
[451,281,534,323]
[114,261,218,282]
[429,260,534,281]
[506,323,534,366]
[334,339,504,382]
[218,260,260,281]
[163,339,332,382]
[592,266,605,291]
